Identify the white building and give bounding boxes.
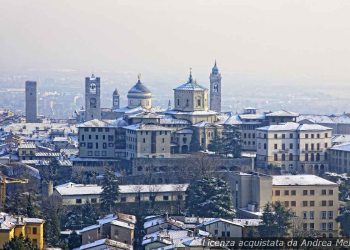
[256,122,332,173]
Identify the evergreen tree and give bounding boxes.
[208,125,241,157]
[68,231,81,250]
[337,209,350,236]
[186,177,235,218]
[64,203,99,229]
[100,168,119,213]
[3,235,38,250]
[42,197,61,247]
[26,194,40,218]
[258,202,293,237]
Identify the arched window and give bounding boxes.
[282,154,286,161]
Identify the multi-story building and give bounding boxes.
[0,213,45,249]
[124,124,171,159]
[78,119,127,159]
[265,110,299,125]
[256,122,332,173]
[25,81,37,123]
[272,175,339,237]
[329,142,350,173]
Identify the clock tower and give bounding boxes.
[209,61,222,112]
[85,74,101,121]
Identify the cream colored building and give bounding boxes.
[256,122,332,173]
[272,175,339,237]
[127,76,152,110]
[124,124,171,159]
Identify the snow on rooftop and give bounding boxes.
[298,114,350,124]
[257,122,332,132]
[330,142,350,152]
[266,110,299,117]
[111,219,134,230]
[124,123,172,131]
[78,118,127,128]
[272,175,337,186]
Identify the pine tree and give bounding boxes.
[64,203,99,229]
[186,177,235,218]
[26,194,40,218]
[208,125,241,157]
[100,168,119,213]
[3,235,38,250]
[258,202,293,237]
[337,209,350,236]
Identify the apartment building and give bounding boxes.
[0,213,45,249]
[124,124,171,159]
[78,119,127,159]
[256,122,332,173]
[272,175,339,237]
[329,142,350,173]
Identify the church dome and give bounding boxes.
[128,78,151,95]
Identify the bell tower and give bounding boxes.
[85,74,101,121]
[209,61,222,112]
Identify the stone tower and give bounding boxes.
[25,81,37,123]
[209,61,222,112]
[85,74,101,121]
[112,88,120,110]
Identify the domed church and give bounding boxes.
[127,75,152,109]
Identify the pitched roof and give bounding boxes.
[272,175,337,186]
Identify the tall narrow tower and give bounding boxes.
[25,81,37,123]
[112,88,120,110]
[209,61,222,112]
[85,74,101,121]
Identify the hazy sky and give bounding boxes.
[1,0,350,86]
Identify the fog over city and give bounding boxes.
[1,0,350,117]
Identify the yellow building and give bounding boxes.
[272,175,339,237]
[0,213,45,249]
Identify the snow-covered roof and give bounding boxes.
[199,218,243,228]
[176,129,193,134]
[332,134,350,144]
[78,224,100,233]
[239,113,265,120]
[165,110,217,116]
[297,114,350,124]
[266,110,299,117]
[128,79,151,94]
[18,143,36,149]
[272,175,337,186]
[124,123,171,131]
[330,142,350,152]
[174,73,207,91]
[142,230,189,246]
[55,183,189,197]
[111,219,134,230]
[75,238,132,250]
[23,218,45,224]
[78,118,127,128]
[257,122,332,132]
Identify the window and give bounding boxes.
[291,201,296,206]
[284,201,289,207]
[310,211,314,220]
[303,223,307,230]
[329,190,333,195]
[95,143,99,149]
[310,201,315,207]
[177,195,183,200]
[310,223,314,230]
[103,143,107,149]
[274,154,278,161]
[290,133,293,138]
[282,144,285,150]
[197,99,201,106]
[291,190,296,196]
[322,189,327,195]
[214,229,218,235]
[305,144,309,150]
[274,144,278,149]
[305,134,309,139]
[303,211,307,219]
[282,134,286,139]
[32,227,37,235]
[120,197,126,202]
[321,211,327,219]
[289,143,293,149]
[328,222,333,231]
[302,201,308,207]
[87,143,93,149]
[163,195,169,201]
[321,200,327,206]
[303,190,308,196]
[275,190,280,196]
[274,134,278,139]
[76,199,82,204]
[289,153,293,161]
[108,135,114,141]
[284,190,289,196]
[328,211,333,219]
[95,135,98,140]
[91,198,97,203]
[325,133,328,138]
[321,223,327,231]
[282,154,286,161]
[328,200,333,206]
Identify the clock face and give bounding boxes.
[89,83,97,94]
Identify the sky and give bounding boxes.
[1,0,350,86]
